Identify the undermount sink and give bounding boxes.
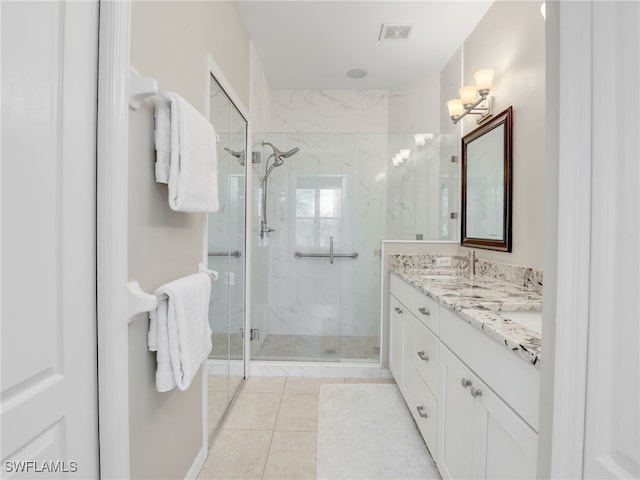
[500,311,542,335]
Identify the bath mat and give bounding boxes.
[317,384,440,480]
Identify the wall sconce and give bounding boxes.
[392,149,411,167]
[414,133,434,148]
[447,69,495,124]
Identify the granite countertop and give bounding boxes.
[391,268,543,368]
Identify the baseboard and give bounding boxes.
[184,444,207,480]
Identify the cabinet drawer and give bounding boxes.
[390,275,439,334]
[414,320,439,396]
[409,376,438,458]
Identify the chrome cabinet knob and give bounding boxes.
[470,387,482,398]
[416,405,429,419]
[417,351,429,362]
[418,307,430,316]
[461,378,472,388]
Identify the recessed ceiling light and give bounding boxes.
[347,68,368,79]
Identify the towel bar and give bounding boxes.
[127,263,218,323]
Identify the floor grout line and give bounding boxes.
[259,377,287,480]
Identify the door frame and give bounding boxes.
[202,52,251,440]
[96,0,132,476]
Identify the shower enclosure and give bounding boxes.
[250,131,458,364]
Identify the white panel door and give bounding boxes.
[1,1,100,477]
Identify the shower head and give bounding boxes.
[262,142,300,167]
[224,147,246,165]
[275,146,300,160]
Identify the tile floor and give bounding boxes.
[198,376,396,480]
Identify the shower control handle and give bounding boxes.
[329,236,334,264]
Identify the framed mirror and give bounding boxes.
[461,106,513,251]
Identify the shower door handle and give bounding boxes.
[329,236,334,264]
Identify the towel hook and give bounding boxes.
[129,67,158,110]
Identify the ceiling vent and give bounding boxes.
[379,23,413,41]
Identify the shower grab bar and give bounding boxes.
[330,236,334,264]
[294,251,359,260]
[208,250,242,258]
[127,263,218,323]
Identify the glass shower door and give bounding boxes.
[206,74,246,431]
[252,133,383,363]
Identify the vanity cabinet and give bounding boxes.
[389,274,540,480]
[389,276,440,455]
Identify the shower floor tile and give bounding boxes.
[253,335,379,362]
[209,333,244,360]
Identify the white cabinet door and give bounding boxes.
[439,344,537,480]
[471,376,538,479]
[389,296,404,383]
[437,346,475,480]
[1,1,99,476]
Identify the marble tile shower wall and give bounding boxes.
[249,47,271,354]
[386,133,458,240]
[257,132,386,338]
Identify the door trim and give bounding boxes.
[96,0,132,476]
[549,1,592,478]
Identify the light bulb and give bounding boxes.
[474,69,495,95]
[447,99,463,117]
[459,86,478,106]
[414,133,434,147]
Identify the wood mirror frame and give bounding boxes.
[461,106,513,252]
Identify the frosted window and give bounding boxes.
[319,189,342,217]
[296,189,315,217]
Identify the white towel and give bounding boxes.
[154,92,219,213]
[148,273,213,392]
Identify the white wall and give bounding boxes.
[128,2,250,477]
[455,0,546,269]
